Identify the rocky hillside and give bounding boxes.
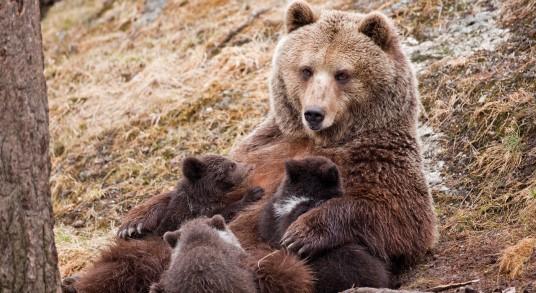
[42,0,536,291]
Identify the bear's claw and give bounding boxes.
[117,221,146,239]
[281,212,336,258]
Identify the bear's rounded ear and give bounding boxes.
[182,157,205,182]
[358,12,398,50]
[163,230,181,248]
[284,160,301,183]
[322,165,340,187]
[286,0,318,33]
[209,215,226,230]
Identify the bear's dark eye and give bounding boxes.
[301,67,313,80]
[334,70,350,84]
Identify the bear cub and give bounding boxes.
[64,155,263,293]
[150,215,256,293]
[118,154,264,239]
[258,156,392,293]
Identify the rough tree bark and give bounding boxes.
[0,0,61,292]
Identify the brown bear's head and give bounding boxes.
[180,155,251,203]
[156,215,245,293]
[163,215,242,251]
[270,0,418,144]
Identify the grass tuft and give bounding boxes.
[499,237,536,279]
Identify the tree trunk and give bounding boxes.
[0,0,61,292]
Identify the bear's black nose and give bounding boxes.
[304,108,325,130]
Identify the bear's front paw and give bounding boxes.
[280,215,333,258]
[117,219,149,239]
[244,186,265,202]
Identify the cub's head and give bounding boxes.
[163,215,242,252]
[154,215,243,293]
[271,156,343,231]
[180,155,251,200]
[273,156,343,216]
[270,0,418,143]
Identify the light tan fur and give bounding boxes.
[267,1,418,145]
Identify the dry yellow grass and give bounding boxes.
[499,237,536,279]
[55,224,113,276]
[421,49,536,230]
[407,0,536,289]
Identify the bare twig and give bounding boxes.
[341,280,481,293]
[427,279,480,292]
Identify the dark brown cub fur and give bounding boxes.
[150,215,256,293]
[70,236,171,293]
[117,155,264,239]
[258,156,391,292]
[258,156,343,248]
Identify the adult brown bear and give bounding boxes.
[226,1,437,291]
[97,1,437,292]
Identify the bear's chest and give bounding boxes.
[241,139,313,194]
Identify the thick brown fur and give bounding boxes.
[72,236,170,293]
[112,1,437,292]
[258,156,392,292]
[149,215,256,293]
[253,249,314,293]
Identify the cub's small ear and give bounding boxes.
[286,0,318,33]
[358,12,398,50]
[209,215,226,231]
[322,165,340,187]
[182,157,205,182]
[163,230,181,248]
[284,160,302,182]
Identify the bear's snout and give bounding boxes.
[304,107,325,131]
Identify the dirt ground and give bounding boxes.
[41,0,536,291]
